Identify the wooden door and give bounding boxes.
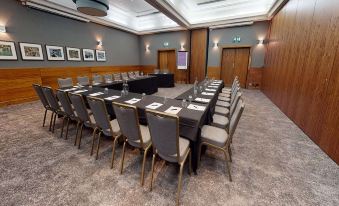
[220,47,250,88]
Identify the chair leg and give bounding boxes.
[65,118,70,140]
[77,123,84,149]
[74,122,80,146]
[95,132,102,160]
[42,109,47,127]
[49,112,54,131]
[176,163,184,206]
[52,112,57,133]
[90,128,98,156]
[141,146,150,186]
[60,117,66,138]
[111,136,119,169]
[150,154,156,191]
[223,150,232,182]
[188,151,192,175]
[228,144,232,162]
[120,141,127,174]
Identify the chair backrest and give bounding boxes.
[68,93,92,123]
[230,92,242,116]
[146,110,179,162]
[128,71,135,78]
[42,86,60,111]
[32,84,49,109]
[77,76,89,86]
[229,98,245,139]
[112,102,143,148]
[93,74,103,83]
[104,74,113,82]
[230,86,240,105]
[121,72,129,80]
[113,73,122,81]
[58,78,73,88]
[56,90,75,117]
[87,97,113,136]
[162,69,169,74]
[154,69,160,74]
[134,71,140,77]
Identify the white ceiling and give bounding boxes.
[21,0,286,34]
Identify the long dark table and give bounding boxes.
[95,76,158,95]
[150,73,175,88]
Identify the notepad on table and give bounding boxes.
[63,88,77,92]
[104,96,120,101]
[205,88,216,92]
[201,92,214,96]
[89,92,104,96]
[125,98,141,104]
[164,106,182,114]
[208,86,218,88]
[187,104,206,111]
[195,97,211,103]
[146,102,163,109]
[72,89,88,94]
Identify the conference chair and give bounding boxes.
[128,71,135,79]
[104,74,113,83]
[212,92,242,130]
[154,69,160,74]
[68,93,96,148]
[32,84,53,128]
[57,77,73,89]
[42,86,65,134]
[112,102,152,186]
[222,77,238,94]
[77,76,90,86]
[113,73,122,81]
[218,80,239,100]
[56,90,78,140]
[87,97,121,161]
[121,72,129,80]
[134,71,140,77]
[216,86,240,109]
[199,98,245,181]
[146,110,192,206]
[92,74,103,84]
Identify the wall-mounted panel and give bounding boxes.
[190,29,208,83]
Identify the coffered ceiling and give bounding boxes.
[21,0,287,34]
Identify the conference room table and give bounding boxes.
[94,75,158,95]
[150,73,175,88]
[62,79,224,172]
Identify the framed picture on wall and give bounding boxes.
[66,47,81,61]
[83,49,95,61]
[19,42,44,60]
[46,45,65,61]
[0,41,17,60]
[96,50,106,61]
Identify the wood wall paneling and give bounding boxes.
[190,29,208,83]
[246,68,263,89]
[207,66,221,79]
[262,0,339,164]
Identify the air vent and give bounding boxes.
[136,11,160,17]
[197,0,226,6]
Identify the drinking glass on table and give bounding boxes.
[182,99,188,108]
[163,96,167,104]
[188,95,193,104]
[104,88,108,94]
[142,93,146,99]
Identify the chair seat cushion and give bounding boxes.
[216,100,230,108]
[84,114,96,128]
[222,88,231,93]
[212,114,229,128]
[218,96,230,102]
[219,92,230,98]
[215,106,230,115]
[201,125,228,148]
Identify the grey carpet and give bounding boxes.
[0,87,338,206]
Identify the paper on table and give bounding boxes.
[205,88,216,92]
[63,88,77,92]
[72,89,88,94]
[211,83,220,86]
[201,92,214,96]
[125,98,141,104]
[187,104,206,111]
[164,106,182,115]
[89,92,104,96]
[208,86,218,88]
[92,83,100,85]
[213,80,222,83]
[146,102,163,109]
[195,97,211,103]
[104,95,120,101]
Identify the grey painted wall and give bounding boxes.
[0,0,140,68]
[139,31,190,66]
[208,21,269,68]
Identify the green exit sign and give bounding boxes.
[233,36,241,43]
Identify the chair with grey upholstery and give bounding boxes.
[222,77,238,94]
[58,77,73,89]
[146,110,191,205]
[32,84,53,128]
[212,92,242,129]
[134,71,140,77]
[154,69,160,74]
[199,98,245,181]
[104,74,113,83]
[68,93,96,148]
[92,74,103,84]
[128,71,135,79]
[218,80,239,101]
[42,86,65,134]
[77,76,90,86]
[216,86,240,109]
[87,97,121,161]
[56,90,78,140]
[112,102,152,186]
[113,73,122,81]
[121,72,129,80]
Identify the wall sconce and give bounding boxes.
[213,42,219,49]
[145,44,150,52]
[257,39,268,45]
[97,40,103,46]
[0,25,6,33]
[180,43,185,50]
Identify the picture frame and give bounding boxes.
[46,45,65,61]
[83,49,95,61]
[0,41,17,60]
[96,50,106,62]
[19,42,43,60]
[66,47,81,61]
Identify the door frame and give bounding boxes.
[157,49,177,70]
[219,45,252,88]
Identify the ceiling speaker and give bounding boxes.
[72,0,109,17]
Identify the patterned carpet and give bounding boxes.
[0,86,338,206]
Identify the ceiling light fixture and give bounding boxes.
[72,0,109,17]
